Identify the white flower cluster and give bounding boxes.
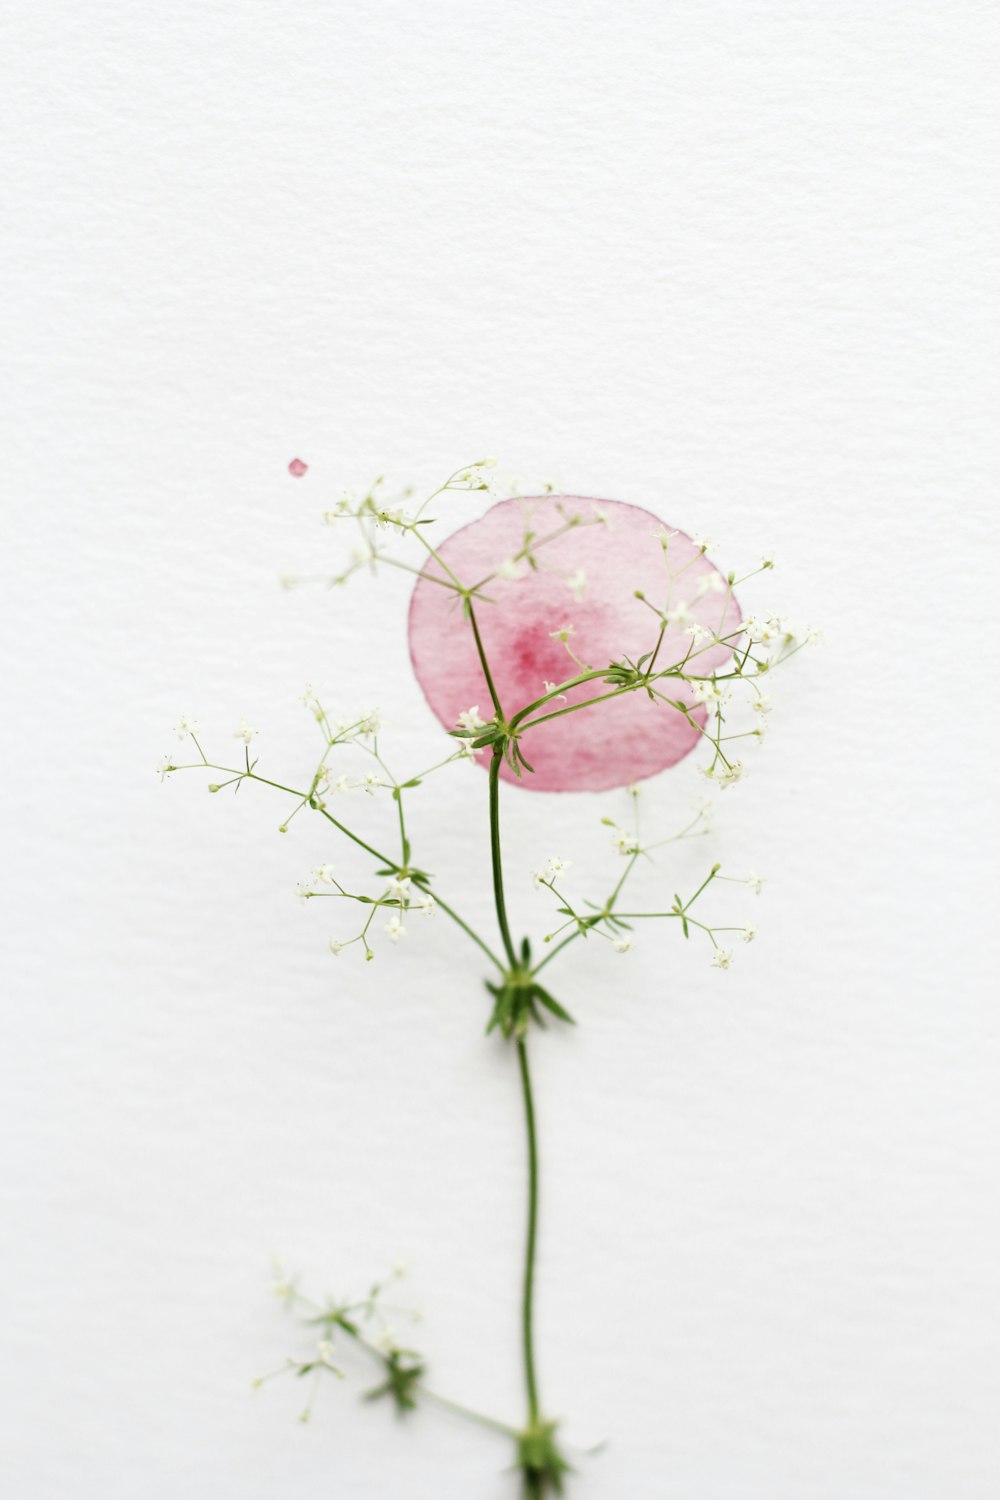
[607,824,640,856]
[531,856,571,888]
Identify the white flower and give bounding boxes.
[690,679,723,709]
[532,856,571,887]
[357,709,382,737]
[664,601,692,626]
[362,772,382,795]
[716,760,746,789]
[746,871,765,894]
[684,622,713,644]
[156,756,174,780]
[549,623,575,642]
[497,558,526,581]
[744,614,785,645]
[456,740,484,760]
[385,874,412,900]
[711,947,734,970]
[803,624,823,645]
[695,572,725,596]
[613,937,633,954]
[653,526,677,545]
[542,680,567,702]
[753,716,769,741]
[609,827,640,856]
[372,506,413,530]
[413,892,436,917]
[330,774,350,794]
[751,690,772,714]
[317,1340,337,1366]
[328,938,346,956]
[294,881,311,904]
[313,864,338,884]
[175,717,198,740]
[760,551,776,570]
[567,569,587,600]
[384,914,406,942]
[233,718,257,745]
[591,505,612,528]
[479,456,498,468]
[740,922,757,942]
[457,706,488,734]
[322,500,358,525]
[691,534,714,553]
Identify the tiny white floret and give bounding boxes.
[695,572,725,596]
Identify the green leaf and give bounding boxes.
[532,985,576,1025]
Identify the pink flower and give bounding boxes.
[288,458,308,478]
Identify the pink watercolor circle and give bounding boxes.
[408,496,741,793]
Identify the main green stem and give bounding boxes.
[517,1036,541,1425]
[488,750,518,967]
[487,746,543,1436]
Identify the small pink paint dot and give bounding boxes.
[288,458,308,478]
[408,496,741,793]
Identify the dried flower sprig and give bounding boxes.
[159,459,816,1496]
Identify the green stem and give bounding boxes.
[517,1037,541,1424]
[422,887,504,973]
[488,750,518,967]
[515,684,633,732]
[485,749,544,1432]
[468,601,505,719]
[530,927,584,977]
[337,1321,518,1438]
[178,761,503,972]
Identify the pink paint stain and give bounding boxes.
[288,458,309,477]
[408,496,741,793]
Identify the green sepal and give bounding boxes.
[363,1350,425,1414]
[514,1419,572,1495]
[532,986,576,1025]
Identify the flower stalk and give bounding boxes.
[159,460,816,1494]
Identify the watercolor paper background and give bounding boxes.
[2,2,998,1496]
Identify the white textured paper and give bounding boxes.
[2,3,998,1496]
